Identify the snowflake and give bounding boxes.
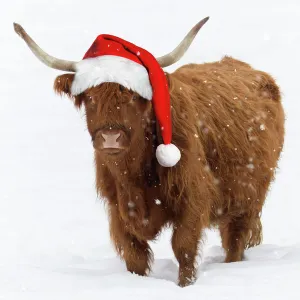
[128,201,135,208]
[213,178,220,185]
[142,219,149,226]
[263,33,271,41]
[128,211,136,217]
[203,128,209,134]
[204,165,210,172]
[155,199,161,205]
[247,164,255,170]
[198,120,204,127]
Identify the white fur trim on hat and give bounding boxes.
[156,144,181,167]
[71,55,153,99]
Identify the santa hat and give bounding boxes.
[71,34,181,167]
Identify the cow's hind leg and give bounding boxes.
[218,163,274,263]
[219,213,262,263]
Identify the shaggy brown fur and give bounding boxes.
[53,56,285,287]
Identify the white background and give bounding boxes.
[1,0,299,299]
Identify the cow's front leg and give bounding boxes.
[109,205,153,276]
[172,208,203,287]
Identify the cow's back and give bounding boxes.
[168,56,285,221]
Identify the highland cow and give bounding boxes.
[13,17,284,287]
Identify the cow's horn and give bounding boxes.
[13,23,77,72]
[156,16,210,68]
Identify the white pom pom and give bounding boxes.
[156,144,181,167]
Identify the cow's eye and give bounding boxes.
[132,94,138,101]
[86,96,95,105]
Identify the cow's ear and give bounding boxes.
[54,73,84,108]
[164,72,173,91]
[53,73,74,98]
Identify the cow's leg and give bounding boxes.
[123,236,153,276]
[171,209,203,287]
[220,213,262,263]
[109,206,153,276]
[218,159,274,263]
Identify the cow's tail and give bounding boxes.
[259,74,281,102]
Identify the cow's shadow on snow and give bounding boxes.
[149,259,179,283]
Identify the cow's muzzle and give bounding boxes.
[92,127,130,154]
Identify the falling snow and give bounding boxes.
[204,165,210,172]
[263,32,271,41]
[202,128,209,134]
[142,219,149,226]
[128,201,135,208]
[247,163,255,170]
[155,199,161,205]
[128,211,136,217]
[2,1,300,299]
[213,178,220,185]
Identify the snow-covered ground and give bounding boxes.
[1,0,300,299]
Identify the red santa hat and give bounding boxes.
[71,34,181,167]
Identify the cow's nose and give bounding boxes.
[93,128,130,153]
[101,132,121,148]
[97,128,124,149]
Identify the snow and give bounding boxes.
[1,0,300,299]
[155,199,162,205]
